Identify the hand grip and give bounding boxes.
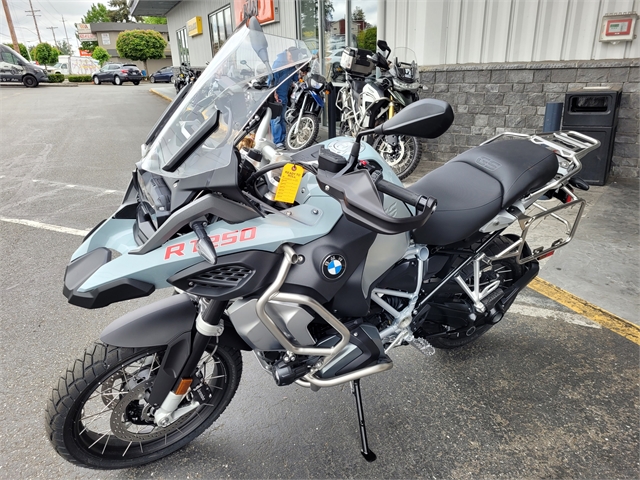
[376,178,434,213]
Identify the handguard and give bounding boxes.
[316,156,436,235]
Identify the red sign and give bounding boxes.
[79,50,92,57]
[234,0,278,26]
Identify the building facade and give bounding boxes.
[130,0,639,178]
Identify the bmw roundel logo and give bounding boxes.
[321,254,346,280]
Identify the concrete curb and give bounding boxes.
[150,88,173,102]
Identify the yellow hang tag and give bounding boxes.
[274,163,304,204]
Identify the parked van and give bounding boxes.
[0,44,49,87]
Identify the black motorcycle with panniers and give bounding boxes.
[45,17,597,470]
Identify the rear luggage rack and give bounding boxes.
[481,130,598,265]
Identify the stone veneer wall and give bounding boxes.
[418,59,639,178]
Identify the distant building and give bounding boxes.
[88,23,173,74]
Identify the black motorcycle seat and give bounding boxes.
[409,139,558,246]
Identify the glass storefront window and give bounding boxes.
[209,5,234,57]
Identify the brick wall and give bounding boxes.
[418,59,639,179]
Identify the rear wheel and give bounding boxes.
[46,340,242,469]
[114,76,122,86]
[132,81,140,85]
[23,75,38,88]
[285,114,320,150]
[373,134,422,180]
[419,236,524,349]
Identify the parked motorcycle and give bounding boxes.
[337,40,423,180]
[285,73,328,151]
[46,18,597,469]
[174,62,196,94]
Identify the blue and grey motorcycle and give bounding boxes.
[46,18,597,469]
[285,72,328,150]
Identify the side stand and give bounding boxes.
[351,379,377,462]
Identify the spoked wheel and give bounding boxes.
[420,237,524,349]
[46,340,242,469]
[372,134,422,180]
[285,114,319,150]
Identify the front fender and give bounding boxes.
[100,293,197,347]
[100,293,252,351]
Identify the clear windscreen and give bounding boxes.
[393,47,418,82]
[140,26,310,178]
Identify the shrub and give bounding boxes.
[92,46,110,66]
[33,43,59,67]
[48,73,65,83]
[68,75,93,83]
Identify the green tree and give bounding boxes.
[92,46,110,65]
[357,26,377,51]
[79,3,110,53]
[4,43,29,59]
[352,6,365,22]
[57,40,73,56]
[116,29,166,76]
[142,16,167,24]
[32,43,59,67]
[108,0,140,22]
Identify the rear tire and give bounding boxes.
[23,75,38,88]
[46,340,242,469]
[373,134,422,180]
[285,114,320,151]
[133,81,140,85]
[114,76,122,85]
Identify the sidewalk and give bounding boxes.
[148,86,639,327]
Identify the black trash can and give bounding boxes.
[562,87,622,185]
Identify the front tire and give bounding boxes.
[373,134,422,180]
[132,81,140,85]
[93,76,101,85]
[23,75,38,88]
[150,76,156,83]
[46,340,242,469]
[285,114,320,151]
[114,75,122,85]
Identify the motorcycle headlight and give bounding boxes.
[393,78,420,92]
[309,78,324,90]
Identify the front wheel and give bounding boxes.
[46,340,242,469]
[132,81,140,85]
[150,76,156,83]
[372,134,422,180]
[285,114,320,151]
[175,81,182,94]
[23,75,38,88]
[93,76,101,85]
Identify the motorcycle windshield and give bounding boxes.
[393,47,418,83]
[140,26,310,178]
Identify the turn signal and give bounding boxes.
[174,378,193,395]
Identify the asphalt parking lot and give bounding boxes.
[0,84,638,479]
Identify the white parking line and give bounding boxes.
[0,217,89,237]
[1,176,125,195]
[510,303,602,329]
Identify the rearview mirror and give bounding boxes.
[248,17,270,67]
[377,39,390,52]
[373,99,454,139]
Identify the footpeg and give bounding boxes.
[409,336,435,356]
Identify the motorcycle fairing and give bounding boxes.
[310,90,324,108]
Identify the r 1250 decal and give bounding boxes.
[164,227,257,260]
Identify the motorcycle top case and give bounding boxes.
[340,47,374,77]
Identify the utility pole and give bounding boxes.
[25,0,42,43]
[61,16,71,49]
[46,26,58,47]
[1,0,20,53]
